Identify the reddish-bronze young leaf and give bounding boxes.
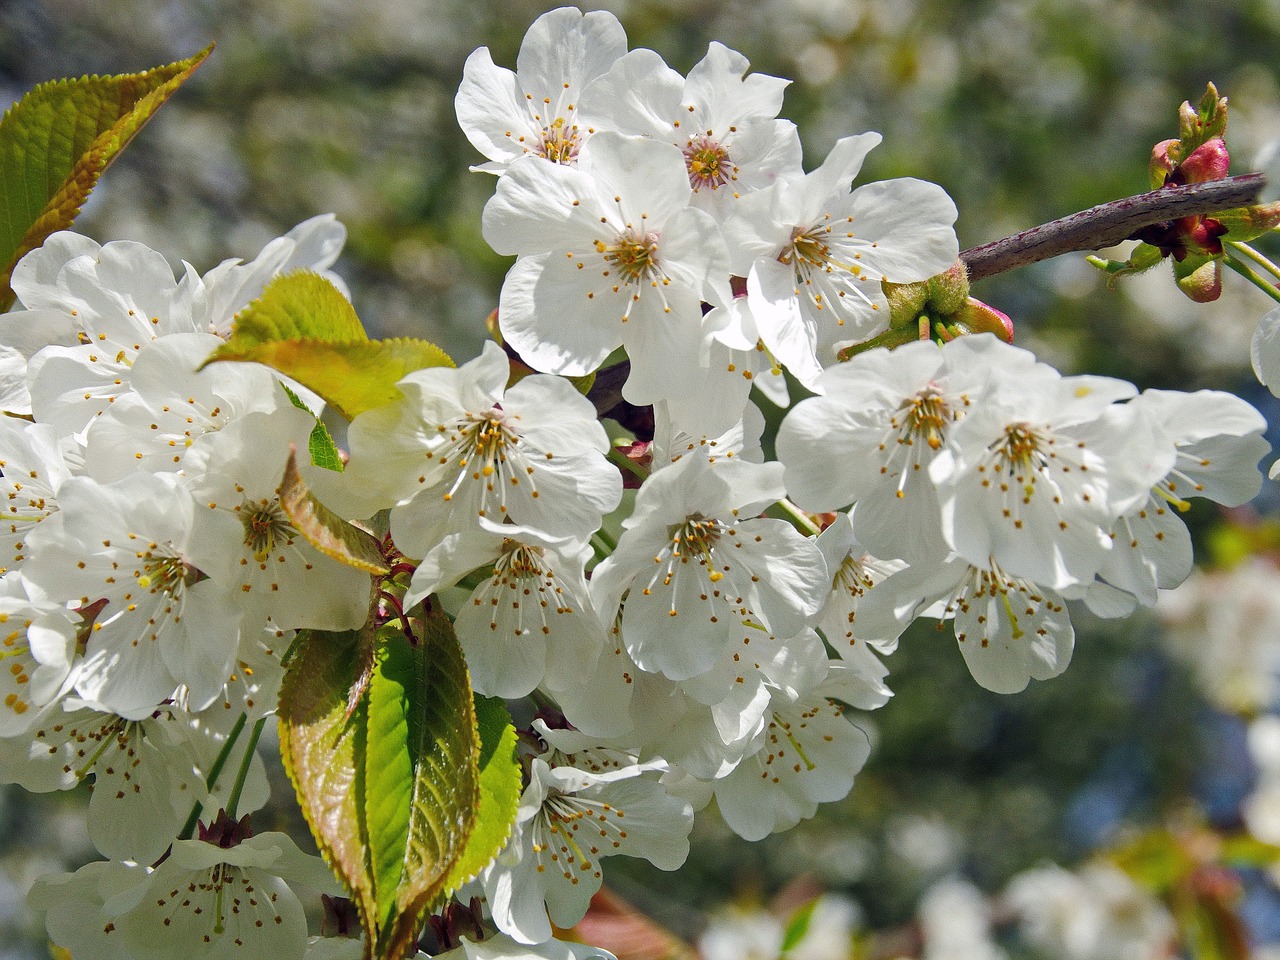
[278,447,389,575]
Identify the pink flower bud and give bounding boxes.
[949,297,1015,342]
[1174,258,1222,302]
[1150,139,1179,187]
[1171,137,1229,185]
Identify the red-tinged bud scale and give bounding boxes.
[1171,137,1230,185]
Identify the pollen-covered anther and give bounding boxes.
[683,134,735,191]
[239,502,296,563]
[594,230,661,288]
[537,116,581,164]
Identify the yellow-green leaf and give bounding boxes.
[210,336,454,421]
[443,696,521,893]
[217,271,367,346]
[279,448,388,575]
[0,46,212,310]
[203,273,454,420]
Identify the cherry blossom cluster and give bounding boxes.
[0,5,1273,960]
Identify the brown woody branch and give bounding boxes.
[959,173,1266,282]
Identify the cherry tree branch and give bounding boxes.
[960,173,1266,282]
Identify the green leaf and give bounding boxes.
[281,382,344,472]
[780,896,819,954]
[202,272,454,420]
[279,448,388,575]
[0,46,212,310]
[443,696,521,893]
[279,609,481,960]
[364,630,418,930]
[378,609,480,958]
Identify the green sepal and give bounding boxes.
[1217,204,1280,244]
[1086,241,1166,287]
[1178,82,1228,155]
[281,382,344,472]
[1173,252,1222,302]
[0,46,212,310]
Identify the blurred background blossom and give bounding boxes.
[5,1,1280,957]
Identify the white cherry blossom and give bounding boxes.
[23,472,241,716]
[0,573,78,735]
[712,662,881,841]
[855,553,1075,694]
[407,519,604,698]
[82,333,284,483]
[482,131,731,414]
[0,233,193,419]
[456,6,627,173]
[578,41,803,219]
[340,341,620,551]
[930,366,1169,590]
[776,336,1018,562]
[0,701,199,862]
[29,829,339,960]
[590,455,828,682]
[435,934,618,960]
[0,417,76,575]
[1081,389,1268,614]
[813,512,906,659]
[185,406,373,633]
[482,756,692,945]
[724,134,959,387]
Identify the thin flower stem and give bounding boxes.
[594,525,618,552]
[608,444,650,483]
[961,173,1265,282]
[769,497,822,537]
[590,533,613,564]
[1223,254,1280,304]
[225,716,268,821]
[1227,240,1280,282]
[177,711,248,840]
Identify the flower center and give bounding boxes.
[595,231,660,286]
[538,116,580,164]
[683,135,734,191]
[469,415,514,463]
[240,502,296,561]
[783,225,831,270]
[834,554,875,597]
[496,539,545,579]
[992,422,1048,476]
[671,515,724,581]
[901,388,953,450]
[136,553,197,594]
